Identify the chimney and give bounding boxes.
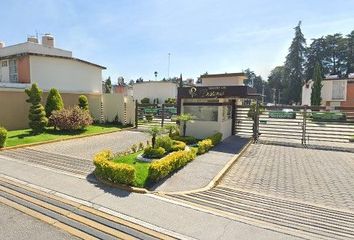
[42,33,54,47]
[27,36,39,44]
[0,41,5,48]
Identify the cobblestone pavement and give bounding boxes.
[220,143,354,212]
[30,130,149,160]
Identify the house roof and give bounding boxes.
[0,52,106,69]
[200,72,245,78]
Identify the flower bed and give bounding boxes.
[93,132,223,189]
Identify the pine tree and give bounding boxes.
[45,88,64,118]
[25,84,48,134]
[78,95,89,111]
[283,21,306,104]
[311,63,323,106]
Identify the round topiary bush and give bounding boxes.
[78,95,89,111]
[45,88,64,118]
[0,127,7,148]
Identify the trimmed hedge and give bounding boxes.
[269,111,296,119]
[0,127,7,148]
[207,132,222,146]
[311,112,346,122]
[171,135,197,145]
[197,139,213,155]
[148,149,197,182]
[143,146,166,159]
[93,150,135,185]
[171,140,186,151]
[156,136,173,152]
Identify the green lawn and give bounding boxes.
[5,124,123,147]
[113,151,150,187]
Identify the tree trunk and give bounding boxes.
[183,122,186,137]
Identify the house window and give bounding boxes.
[9,59,18,83]
[332,81,345,100]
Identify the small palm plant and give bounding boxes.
[177,114,194,137]
[165,124,178,137]
[148,126,162,148]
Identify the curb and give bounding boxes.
[155,139,252,195]
[95,175,150,194]
[0,127,135,151]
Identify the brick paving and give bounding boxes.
[220,143,354,212]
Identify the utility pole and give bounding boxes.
[261,84,265,104]
[167,53,171,79]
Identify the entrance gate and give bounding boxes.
[235,103,354,146]
[134,102,177,131]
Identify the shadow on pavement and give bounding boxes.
[86,173,132,198]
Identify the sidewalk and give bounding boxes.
[152,136,250,192]
[0,156,301,240]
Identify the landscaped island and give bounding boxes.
[93,127,222,189]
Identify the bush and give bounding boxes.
[207,132,222,146]
[0,127,7,148]
[93,150,135,185]
[141,97,150,104]
[78,95,89,111]
[145,114,153,122]
[148,149,197,182]
[49,106,93,131]
[197,139,213,155]
[156,136,173,152]
[25,84,48,134]
[269,111,296,119]
[131,144,138,153]
[171,140,186,151]
[171,135,197,145]
[143,146,166,159]
[45,88,64,118]
[312,112,346,122]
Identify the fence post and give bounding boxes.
[135,100,138,129]
[161,104,165,127]
[231,100,236,135]
[253,99,260,143]
[302,106,307,145]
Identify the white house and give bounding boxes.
[0,34,106,130]
[198,72,246,86]
[132,81,178,104]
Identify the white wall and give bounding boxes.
[132,81,177,103]
[201,76,245,86]
[301,81,313,106]
[30,55,102,94]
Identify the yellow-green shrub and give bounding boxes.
[143,146,166,158]
[0,127,7,148]
[93,150,135,185]
[171,140,186,151]
[197,139,213,155]
[208,132,222,145]
[148,149,197,182]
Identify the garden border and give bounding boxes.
[155,139,252,195]
[0,127,134,151]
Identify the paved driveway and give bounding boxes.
[30,130,149,160]
[0,130,149,176]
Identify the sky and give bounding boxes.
[1,0,354,83]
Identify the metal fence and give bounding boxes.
[235,104,354,146]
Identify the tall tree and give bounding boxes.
[347,31,354,75]
[104,77,112,93]
[305,37,327,80]
[283,21,306,104]
[244,69,271,103]
[267,66,286,103]
[323,34,347,76]
[310,62,323,106]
